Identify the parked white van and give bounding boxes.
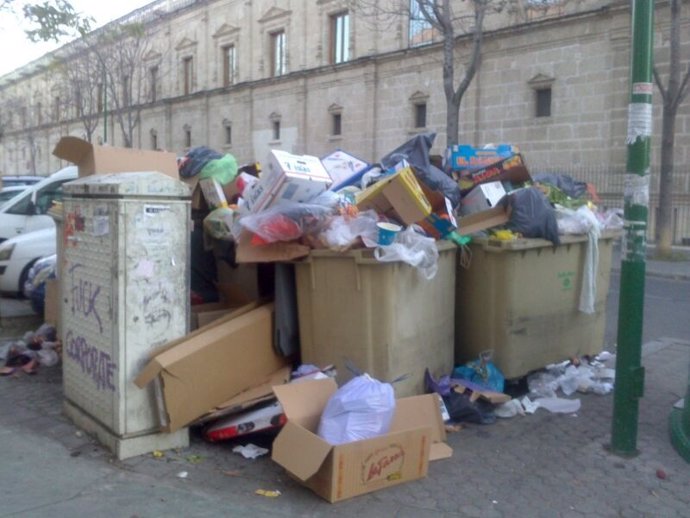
[0,166,77,244]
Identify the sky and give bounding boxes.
[0,0,152,77]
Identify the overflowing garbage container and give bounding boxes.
[295,241,457,397]
[455,231,619,379]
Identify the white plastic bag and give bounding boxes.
[320,210,379,251]
[374,225,440,280]
[317,374,396,445]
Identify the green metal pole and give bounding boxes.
[610,0,654,456]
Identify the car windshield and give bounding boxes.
[0,187,26,208]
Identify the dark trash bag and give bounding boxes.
[178,146,224,179]
[379,132,461,208]
[502,187,560,245]
[442,391,496,425]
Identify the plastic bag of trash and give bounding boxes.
[374,225,439,279]
[23,254,57,316]
[203,207,237,240]
[502,186,560,245]
[317,374,396,445]
[237,197,338,244]
[442,390,496,425]
[319,209,380,251]
[452,351,505,393]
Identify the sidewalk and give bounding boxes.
[1,250,689,517]
[1,337,688,517]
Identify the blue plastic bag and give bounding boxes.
[452,353,505,393]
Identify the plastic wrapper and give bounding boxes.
[319,210,379,251]
[237,199,337,244]
[203,207,238,240]
[317,374,396,445]
[374,225,439,280]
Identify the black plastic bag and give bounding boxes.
[442,391,496,425]
[533,173,587,199]
[379,133,461,208]
[502,187,560,245]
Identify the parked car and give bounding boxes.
[0,175,43,187]
[0,186,28,208]
[0,227,57,296]
[0,166,77,244]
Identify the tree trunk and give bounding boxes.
[655,105,676,256]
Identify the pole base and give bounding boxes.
[669,409,690,463]
[603,442,640,459]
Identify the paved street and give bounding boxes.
[0,250,688,517]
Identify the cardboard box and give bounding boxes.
[244,150,332,212]
[53,136,179,179]
[235,230,311,263]
[458,153,531,194]
[321,149,371,191]
[355,167,432,225]
[457,204,510,236]
[43,278,58,327]
[447,144,517,172]
[271,378,452,503]
[134,304,289,432]
[460,181,507,216]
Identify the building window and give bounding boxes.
[184,124,192,148]
[409,0,434,47]
[224,122,232,145]
[222,44,236,86]
[330,12,350,64]
[183,56,194,95]
[414,103,427,128]
[149,66,158,102]
[272,120,281,140]
[150,129,158,150]
[536,88,552,117]
[270,30,286,77]
[332,112,342,136]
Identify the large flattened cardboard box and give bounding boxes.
[135,304,289,432]
[455,232,619,379]
[272,378,452,503]
[53,136,179,179]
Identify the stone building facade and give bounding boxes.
[1,0,689,241]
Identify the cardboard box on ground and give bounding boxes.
[271,377,452,503]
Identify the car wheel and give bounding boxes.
[18,259,37,298]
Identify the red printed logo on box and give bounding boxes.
[361,445,405,484]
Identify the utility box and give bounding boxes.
[60,172,191,459]
[455,232,618,379]
[295,242,456,397]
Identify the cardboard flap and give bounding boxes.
[390,394,452,460]
[272,421,333,481]
[430,442,454,461]
[53,136,92,164]
[273,377,337,422]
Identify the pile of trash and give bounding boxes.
[425,351,616,426]
[0,323,61,376]
[181,134,623,299]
